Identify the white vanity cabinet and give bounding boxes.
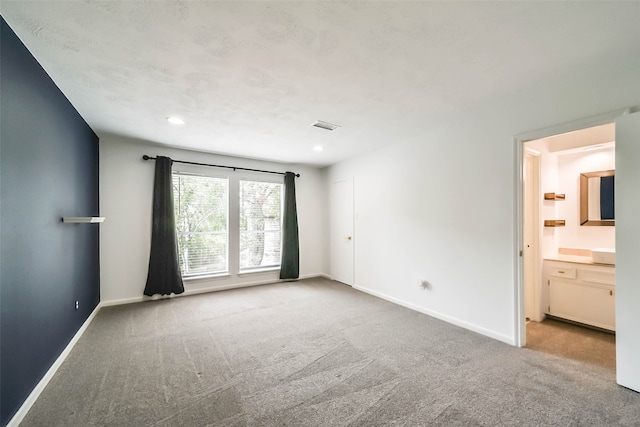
[543,260,615,331]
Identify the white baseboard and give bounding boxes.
[184,278,279,295]
[99,295,146,307]
[99,273,332,306]
[352,284,515,346]
[300,273,332,280]
[7,305,102,427]
[180,273,332,295]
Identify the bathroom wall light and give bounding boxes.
[167,116,185,125]
[585,145,604,152]
[584,142,615,152]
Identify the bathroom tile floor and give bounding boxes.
[526,317,616,370]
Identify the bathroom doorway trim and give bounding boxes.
[513,108,630,348]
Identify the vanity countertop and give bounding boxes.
[544,254,614,266]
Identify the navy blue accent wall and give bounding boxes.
[1,18,100,426]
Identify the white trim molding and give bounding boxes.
[352,284,514,346]
[512,107,631,348]
[99,273,333,306]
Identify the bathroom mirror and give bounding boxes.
[580,170,614,226]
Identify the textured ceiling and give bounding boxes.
[1,1,639,166]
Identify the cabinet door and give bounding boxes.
[549,279,615,330]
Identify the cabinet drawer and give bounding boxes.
[549,267,577,279]
[581,270,615,285]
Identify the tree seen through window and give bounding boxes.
[239,180,283,270]
[173,174,228,276]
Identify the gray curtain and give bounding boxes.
[280,172,299,280]
[144,156,185,296]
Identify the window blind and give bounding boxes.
[173,173,229,276]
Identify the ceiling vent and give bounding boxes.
[311,120,340,131]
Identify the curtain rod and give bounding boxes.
[142,155,300,177]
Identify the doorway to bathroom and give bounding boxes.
[520,120,618,370]
[517,110,640,391]
[514,110,627,363]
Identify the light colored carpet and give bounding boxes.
[20,278,640,426]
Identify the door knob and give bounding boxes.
[346,236,352,240]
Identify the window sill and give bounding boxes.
[183,273,231,282]
[182,268,280,281]
[237,267,281,276]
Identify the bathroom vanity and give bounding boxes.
[543,257,615,331]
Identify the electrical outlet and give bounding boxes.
[75,300,79,310]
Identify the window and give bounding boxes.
[173,174,228,277]
[239,180,283,271]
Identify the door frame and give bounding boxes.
[513,108,630,347]
[523,149,541,326]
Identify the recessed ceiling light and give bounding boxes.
[313,145,324,152]
[167,116,185,125]
[311,120,340,131]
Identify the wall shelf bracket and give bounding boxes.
[544,193,566,200]
[62,217,105,223]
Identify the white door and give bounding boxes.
[523,152,541,322]
[615,111,640,393]
[330,178,354,286]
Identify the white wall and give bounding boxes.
[526,143,615,259]
[328,126,516,343]
[327,55,640,345]
[99,135,328,303]
[615,112,640,392]
[529,141,560,262]
[555,148,615,250]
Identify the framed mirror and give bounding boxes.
[580,169,614,226]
